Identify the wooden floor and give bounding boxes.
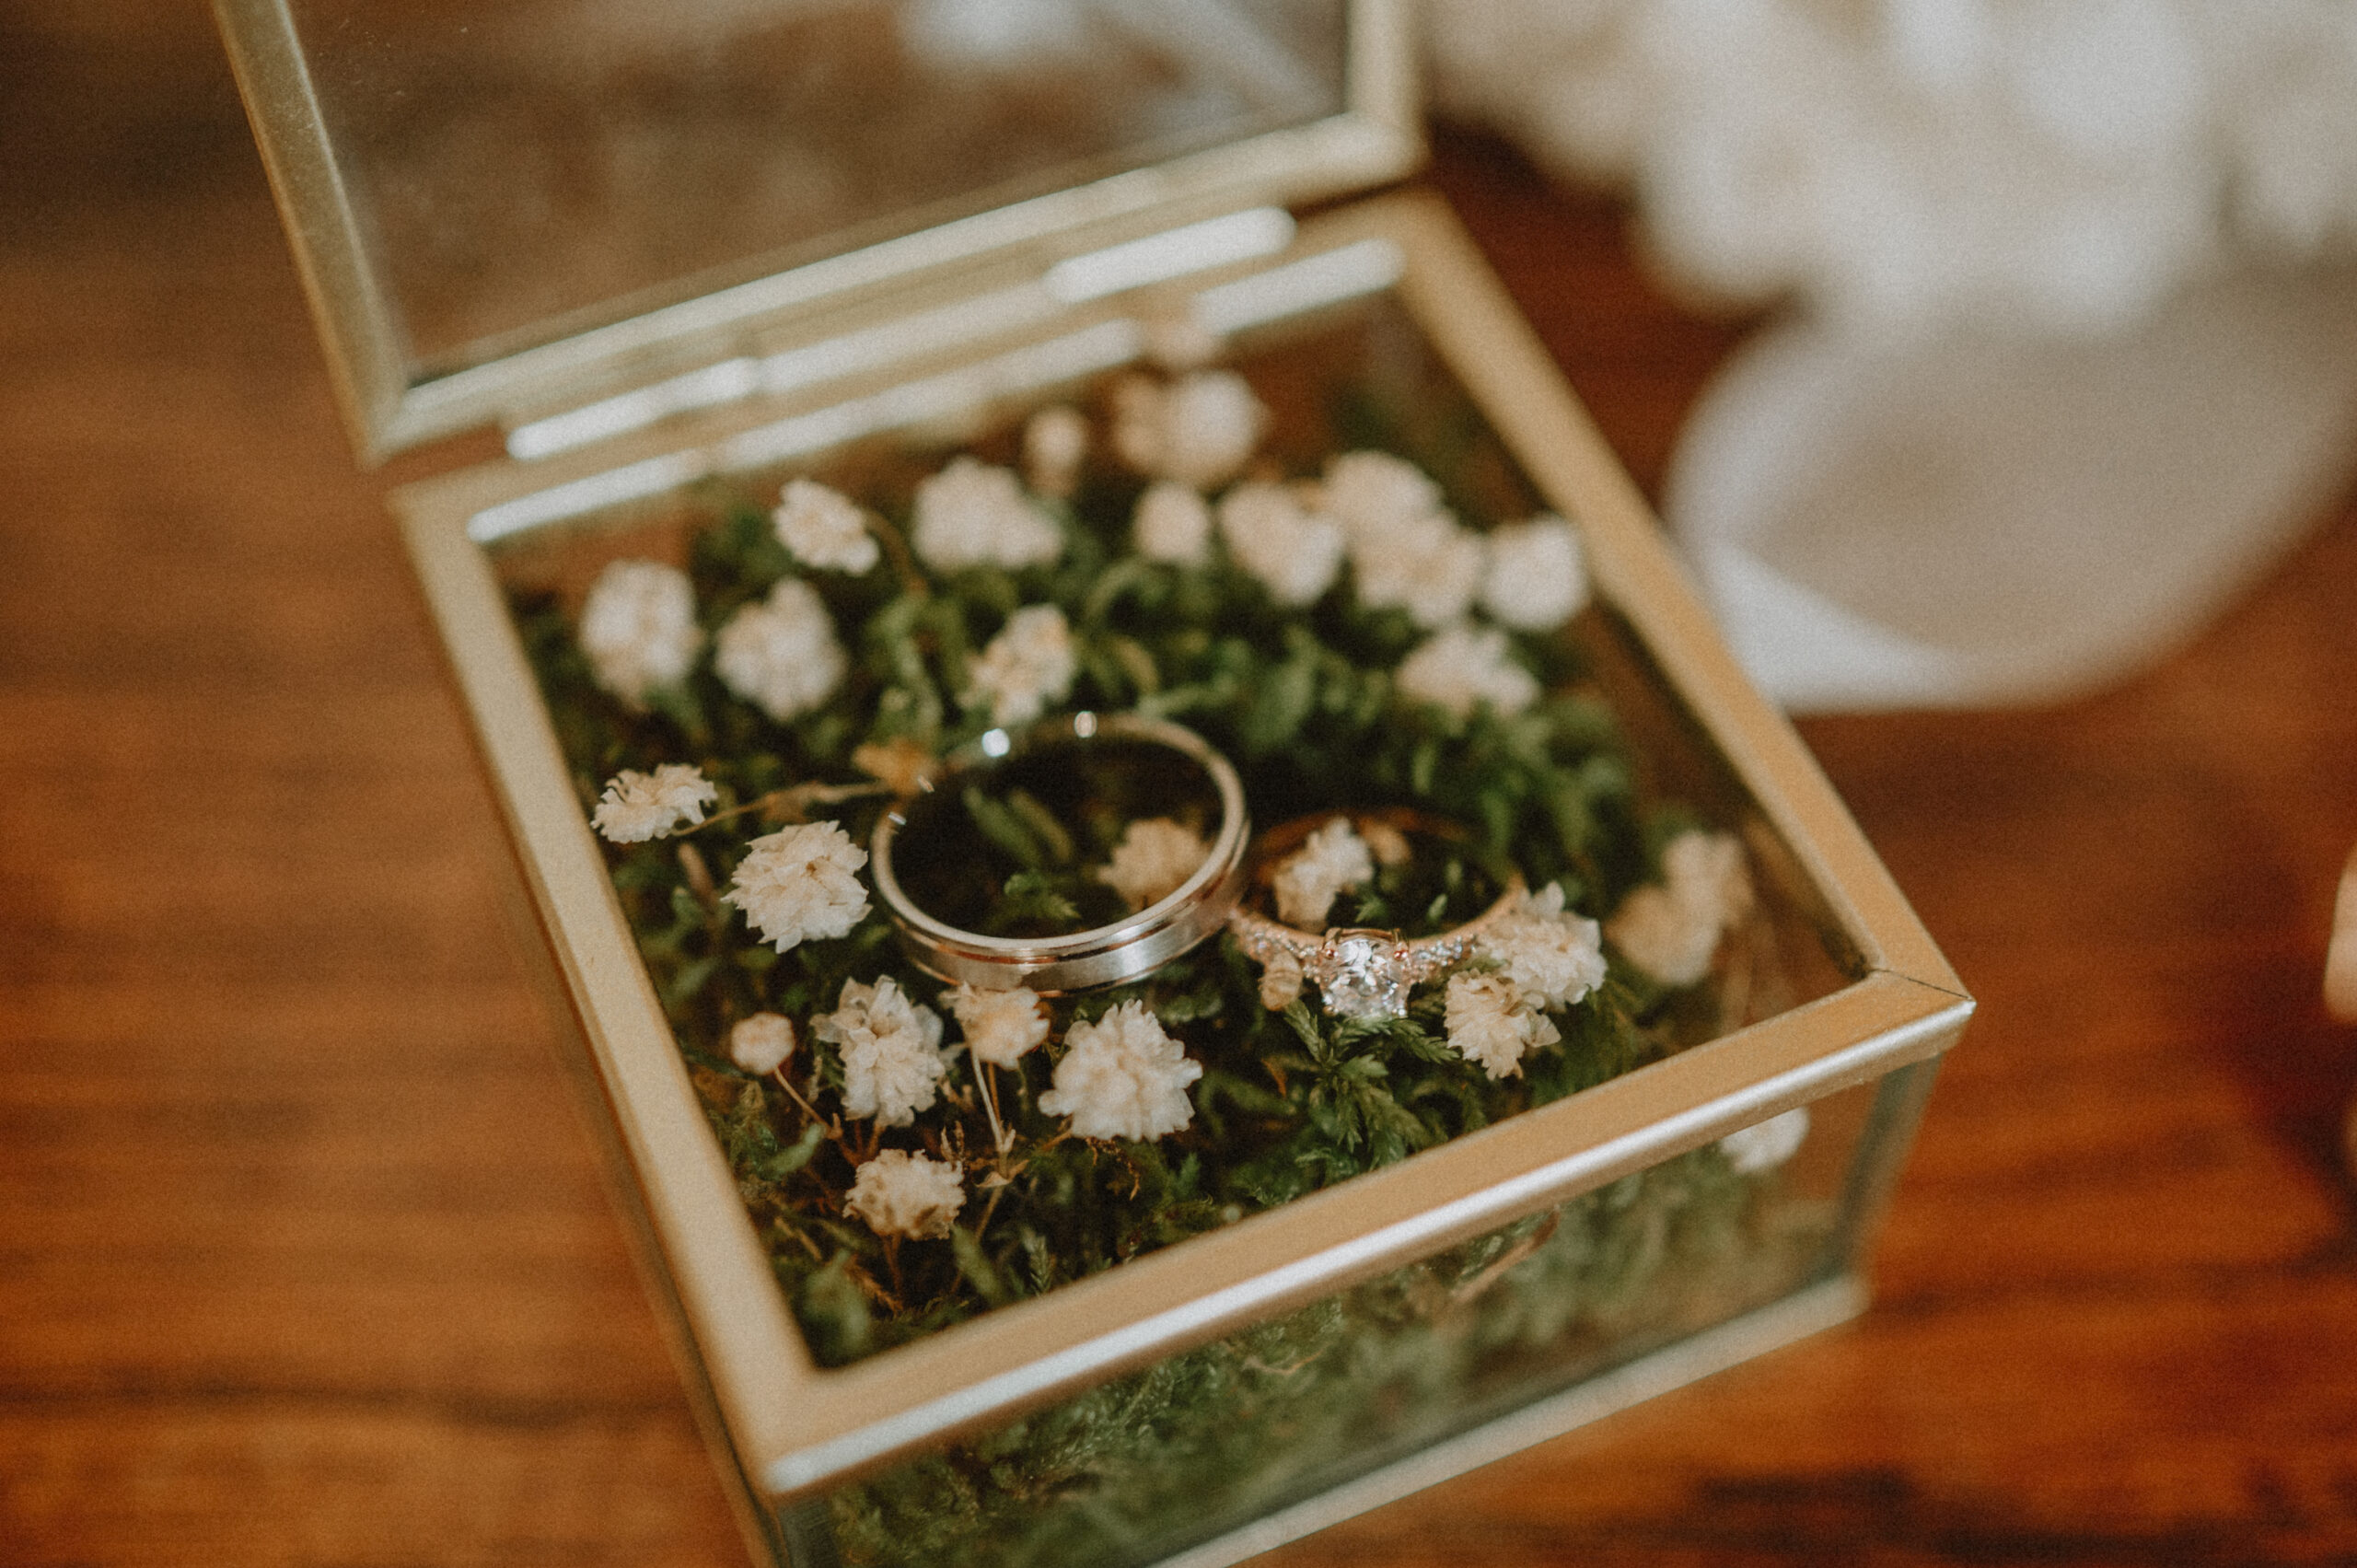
[6,11,2354,1565]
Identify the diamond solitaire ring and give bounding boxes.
[872,713,1248,994]
[1225,812,1525,1022]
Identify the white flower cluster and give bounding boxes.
[1480,516,1588,633]
[1396,623,1540,721]
[911,457,1063,572]
[1216,482,1344,608]
[1718,1105,1811,1175]
[1446,883,1608,1080]
[1096,817,1209,912]
[1444,972,1561,1080]
[578,559,703,706]
[1430,0,2357,335]
[1039,1001,1201,1141]
[726,819,870,953]
[814,976,949,1127]
[843,1148,965,1239]
[1606,830,1757,987]
[714,577,848,723]
[727,1012,796,1075]
[963,603,1077,727]
[1110,370,1266,490]
[1132,481,1213,565]
[590,763,717,843]
[1321,451,1484,629]
[1271,817,1375,930]
[944,982,1050,1069]
[772,479,878,575]
[1023,404,1089,497]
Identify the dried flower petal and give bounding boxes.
[911,457,1062,572]
[728,1012,796,1075]
[1396,623,1539,720]
[1097,817,1209,911]
[963,603,1077,727]
[843,1148,965,1239]
[1039,1000,1201,1141]
[1445,971,1562,1080]
[578,559,703,706]
[945,983,1050,1069]
[814,976,948,1127]
[852,737,934,797]
[772,479,879,575]
[1271,817,1375,930]
[591,763,718,843]
[726,820,870,952]
[714,577,848,722]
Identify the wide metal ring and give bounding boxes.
[1226,809,1526,1021]
[870,712,1249,994]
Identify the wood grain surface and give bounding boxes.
[5,8,2354,1565]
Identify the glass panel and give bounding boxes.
[288,0,1349,380]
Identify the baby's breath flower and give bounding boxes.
[1132,481,1213,565]
[1718,1106,1810,1175]
[714,577,848,722]
[1039,1000,1202,1141]
[725,820,870,952]
[578,559,703,707]
[1351,510,1487,628]
[1022,405,1089,498]
[1445,971,1562,1080]
[911,457,1062,572]
[590,763,717,843]
[944,983,1050,1069]
[1271,816,1374,930]
[772,479,879,575]
[1097,817,1209,911]
[1607,830,1755,987]
[843,1148,965,1239]
[963,603,1077,727]
[1319,450,1444,543]
[727,1012,796,1075]
[1257,947,1305,1011]
[814,976,949,1127]
[1480,515,1588,633]
[1396,623,1539,721]
[1479,883,1608,1010]
[1109,370,1265,490]
[1215,482,1343,608]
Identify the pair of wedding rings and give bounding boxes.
[869,713,1520,1018]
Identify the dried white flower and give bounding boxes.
[843,1148,965,1239]
[1110,370,1266,489]
[1479,882,1608,1010]
[945,982,1051,1069]
[1351,510,1487,628]
[1023,404,1089,497]
[590,763,718,843]
[714,576,849,723]
[1396,623,1540,721]
[1039,1000,1202,1141]
[1216,482,1344,608]
[1718,1106,1810,1176]
[727,1012,796,1075]
[578,559,703,706]
[1445,970,1562,1080]
[964,603,1077,727]
[814,976,949,1127]
[1319,450,1445,543]
[1606,830,1756,987]
[1480,515,1588,632]
[772,479,878,575]
[1257,947,1305,1011]
[1360,819,1411,867]
[1132,481,1213,565]
[1271,817,1375,930]
[1097,817,1209,911]
[725,820,870,952]
[911,457,1063,572]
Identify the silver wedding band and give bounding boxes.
[871,712,1249,993]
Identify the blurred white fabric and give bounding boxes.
[1432,0,2357,710]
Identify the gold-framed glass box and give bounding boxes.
[213,4,1972,1565]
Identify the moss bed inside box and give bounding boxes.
[493,294,1853,1563]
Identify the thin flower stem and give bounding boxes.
[687,779,893,835]
[978,1064,1011,1157]
[863,511,926,596]
[769,1066,851,1152]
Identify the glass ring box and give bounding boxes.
[215,4,1971,1565]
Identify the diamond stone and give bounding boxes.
[1316,930,1408,1021]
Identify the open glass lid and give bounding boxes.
[214,0,1417,461]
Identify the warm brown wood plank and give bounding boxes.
[4,10,2353,1567]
